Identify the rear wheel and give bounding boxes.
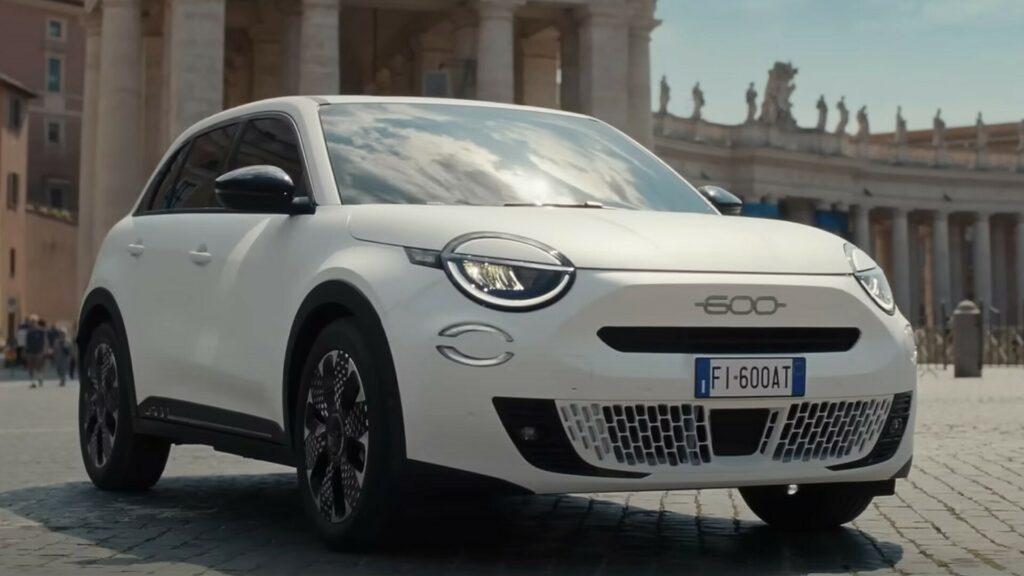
[739,483,874,530]
[295,319,401,550]
[78,322,170,491]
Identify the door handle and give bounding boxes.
[127,241,144,257]
[188,244,212,266]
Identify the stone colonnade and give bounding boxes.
[77,0,660,294]
[750,195,1024,326]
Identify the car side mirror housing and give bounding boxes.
[215,165,312,214]
[698,185,743,216]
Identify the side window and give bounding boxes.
[145,145,188,213]
[231,118,306,197]
[153,125,237,211]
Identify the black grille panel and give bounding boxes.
[829,391,912,471]
[597,327,860,354]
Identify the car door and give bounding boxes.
[176,115,312,423]
[127,123,240,408]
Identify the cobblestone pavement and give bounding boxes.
[1,369,1022,575]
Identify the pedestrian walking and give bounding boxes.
[25,315,46,388]
[52,328,71,387]
[15,320,27,366]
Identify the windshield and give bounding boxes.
[319,103,715,213]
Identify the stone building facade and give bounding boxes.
[654,74,1024,328]
[75,0,658,295]
[0,0,85,213]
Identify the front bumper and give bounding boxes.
[380,267,917,494]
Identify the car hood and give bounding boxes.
[347,205,852,275]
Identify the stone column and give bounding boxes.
[299,0,340,94]
[166,0,226,140]
[891,207,912,316]
[853,204,873,254]
[475,0,521,103]
[76,10,102,297]
[627,0,657,148]
[932,209,952,320]
[452,7,478,99]
[578,2,630,131]
[93,0,144,250]
[1015,214,1024,323]
[973,211,993,322]
[142,33,165,173]
[519,29,559,108]
[557,15,580,112]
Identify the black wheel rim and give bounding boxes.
[84,342,118,469]
[304,349,370,524]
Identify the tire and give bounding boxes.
[78,322,171,491]
[295,319,402,550]
[739,483,874,530]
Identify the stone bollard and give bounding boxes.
[952,300,982,377]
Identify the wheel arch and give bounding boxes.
[77,288,140,415]
[282,280,405,460]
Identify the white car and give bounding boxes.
[78,96,916,548]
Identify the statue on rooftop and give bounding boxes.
[932,109,946,148]
[815,95,827,131]
[975,112,988,150]
[759,61,798,127]
[658,75,670,115]
[856,105,869,140]
[835,96,849,135]
[745,82,757,123]
[691,81,704,121]
[894,106,907,145]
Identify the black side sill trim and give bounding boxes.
[493,397,647,479]
[135,397,292,466]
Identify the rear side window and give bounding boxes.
[230,118,306,197]
[149,124,237,212]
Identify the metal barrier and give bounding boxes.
[915,325,1024,367]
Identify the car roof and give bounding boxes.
[177,95,593,144]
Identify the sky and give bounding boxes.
[650,0,1023,131]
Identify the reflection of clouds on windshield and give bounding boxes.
[320,103,711,213]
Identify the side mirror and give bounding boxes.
[698,185,743,216]
[215,165,309,214]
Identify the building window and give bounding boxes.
[5,173,17,211]
[9,249,14,279]
[7,96,22,130]
[46,120,62,145]
[49,186,64,209]
[46,56,63,93]
[47,18,66,41]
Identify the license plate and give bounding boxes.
[694,357,806,398]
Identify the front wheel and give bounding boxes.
[739,483,874,530]
[295,319,401,550]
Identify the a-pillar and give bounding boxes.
[932,209,952,322]
[973,211,993,323]
[76,9,102,297]
[299,0,340,94]
[853,204,873,254]
[166,0,226,140]
[475,0,522,103]
[890,207,912,316]
[627,0,657,148]
[578,2,630,131]
[92,0,144,251]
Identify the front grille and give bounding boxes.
[557,402,712,467]
[597,327,860,354]
[772,398,891,463]
[552,396,900,472]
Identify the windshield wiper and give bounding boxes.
[502,201,611,209]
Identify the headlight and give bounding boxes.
[844,243,895,315]
[406,233,575,311]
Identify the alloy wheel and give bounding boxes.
[84,342,119,469]
[304,349,370,524]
